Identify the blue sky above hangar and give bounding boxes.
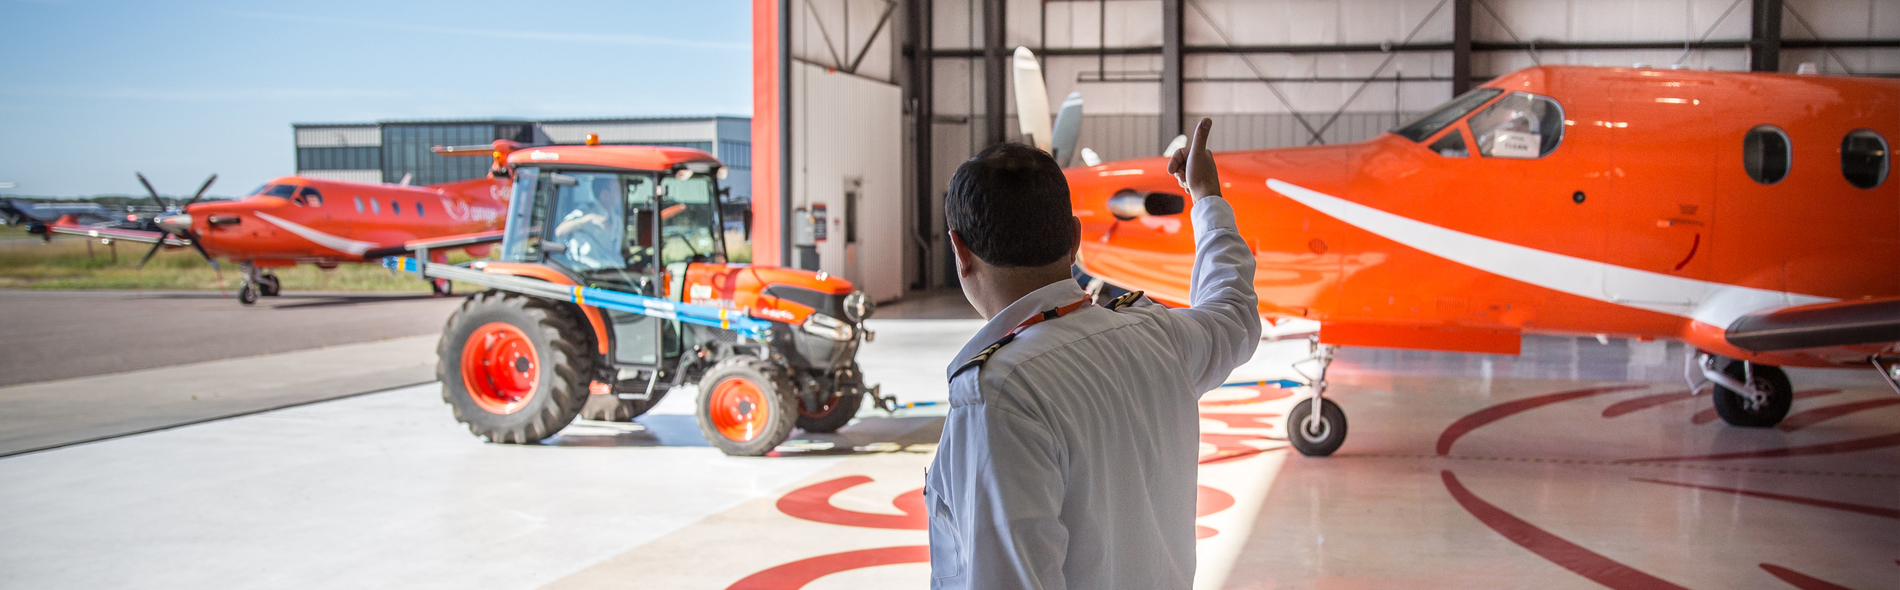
[0,0,752,197]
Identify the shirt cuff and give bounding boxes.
[1190,195,1238,241]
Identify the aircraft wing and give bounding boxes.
[360,229,507,260]
[43,216,187,246]
[1726,297,1900,352]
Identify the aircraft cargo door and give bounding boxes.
[1606,80,1715,308]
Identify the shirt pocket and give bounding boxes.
[927,487,964,580]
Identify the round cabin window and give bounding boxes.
[1743,125,1791,185]
[1841,129,1889,189]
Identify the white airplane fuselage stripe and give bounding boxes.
[253,212,379,257]
[1263,179,1833,329]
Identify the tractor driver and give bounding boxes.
[927,119,1259,590]
[551,176,624,271]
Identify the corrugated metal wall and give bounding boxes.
[297,170,383,184]
[539,120,719,145]
[294,126,380,148]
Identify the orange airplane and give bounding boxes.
[1019,56,1900,455]
[40,170,510,304]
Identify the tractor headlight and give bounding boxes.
[843,291,874,322]
[801,313,855,341]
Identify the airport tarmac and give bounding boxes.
[1,293,1896,589]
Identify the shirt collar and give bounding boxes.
[946,278,1090,379]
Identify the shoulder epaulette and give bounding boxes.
[952,333,1017,377]
[1107,290,1147,311]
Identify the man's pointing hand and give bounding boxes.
[1167,118,1220,202]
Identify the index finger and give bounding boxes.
[1189,118,1212,154]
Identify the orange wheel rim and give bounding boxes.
[460,322,539,414]
[710,377,771,442]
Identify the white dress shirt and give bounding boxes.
[927,196,1260,590]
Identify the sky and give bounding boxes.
[0,0,753,198]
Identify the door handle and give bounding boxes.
[1655,218,1704,228]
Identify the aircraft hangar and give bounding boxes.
[751,0,1900,304]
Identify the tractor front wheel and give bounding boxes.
[438,291,594,444]
[796,366,865,433]
[695,357,797,456]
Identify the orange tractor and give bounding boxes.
[391,141,883,455]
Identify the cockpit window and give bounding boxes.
[263,184,296,199]
[298,187,323,207]
[1468,92,1564,159]
[1430,130,1469,158]
[1744,125,1792,185]
[1393,88,1503,142]
[1841,129,1888,189]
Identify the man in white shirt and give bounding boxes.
[928,119,1260,589]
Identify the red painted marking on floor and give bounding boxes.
[1779,398,1900,432]
[1199,413,1281,429]
[1195,525,1217,539]
[1198,484,1235,517]
[1618,431,1900,463]
[1602,391,1696,418]
[1199,433,1281,464]
[1441,471,1688,589]
[726,545,930,590]
[1437,385,1648,456]
[1200,386,1295,407]
[1631,478,1900,520]
[775,476,926,530]
[1759,564,1855,590]
[1691,389,1843,425]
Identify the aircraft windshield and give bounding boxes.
[1392,88,1503,142]
[659,173,723,266]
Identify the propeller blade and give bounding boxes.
[185,231,219,270]
[135,172,165,210]
[136,238,165,269]
[1080,147,1102,167]
[184,174,217,208]
[1011,46,1054,152]
[1051,92,1084,167]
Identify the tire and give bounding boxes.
[258,274,281,297]
[1287,397,1348,457]
[238,283,259,305]
[1712,361,1792,428]
[437,291,595,444]
[695,357,798,456]
[795,366,865,433]
[579,387,668,422]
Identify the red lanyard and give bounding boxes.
[1009,297,1090,336]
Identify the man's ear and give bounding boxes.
[1069,216,1082,260]
[948,230,978,278]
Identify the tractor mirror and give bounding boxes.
[540,240,568,254]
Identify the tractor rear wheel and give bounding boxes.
[438,291,594,444]
[796,366,865,433]
[695,357,797,456]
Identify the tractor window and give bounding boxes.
[1393,88,1503,142]
[500,168,540,262]
[550,172,626,271]
[623,174,657,270]
[658,172,723,266]
[1469,92,1564,159]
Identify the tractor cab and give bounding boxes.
[409,143,878,455]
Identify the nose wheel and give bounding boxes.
[1288,342,1348,457]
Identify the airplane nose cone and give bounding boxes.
[156,213,192,234]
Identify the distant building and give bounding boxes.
[291,116,752,202]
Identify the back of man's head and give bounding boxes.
[945,143,1078,267]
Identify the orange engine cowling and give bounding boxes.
[679,263,865,327]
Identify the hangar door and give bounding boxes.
[791,62,904,302]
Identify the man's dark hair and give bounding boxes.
[945,143,1078,267]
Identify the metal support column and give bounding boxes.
[1451,0,1472,95]
[1160,0,1185,143]
[778,0,794,266]
[1750,0,1782,72]
[983,0,1008,146]
[908,0,934,290]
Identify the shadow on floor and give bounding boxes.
[541,414,944,456]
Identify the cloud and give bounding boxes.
[229,10,748,51]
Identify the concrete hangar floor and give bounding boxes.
[0,290,1894,589]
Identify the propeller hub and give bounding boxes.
[155,213,192,234]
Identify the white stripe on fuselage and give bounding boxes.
[253,212,379,257]
[1264,179,1833,328]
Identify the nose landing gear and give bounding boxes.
[1288,342,1348,457]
